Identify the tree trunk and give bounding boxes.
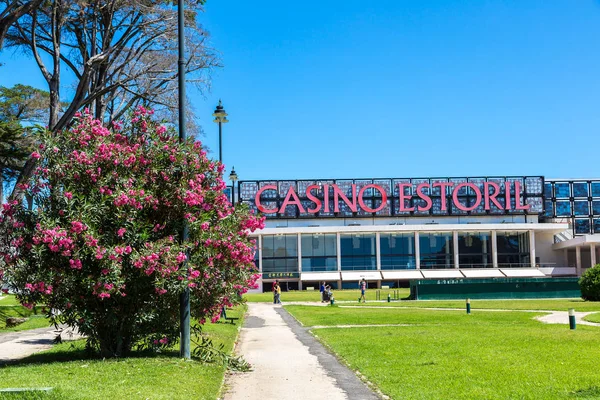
[0,169,4,203]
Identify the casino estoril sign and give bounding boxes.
[255,181,530,214]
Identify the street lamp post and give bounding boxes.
[229,167,238,203]
[212,100,229,163]
[177,0,191,360]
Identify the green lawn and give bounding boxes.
[350,298,600,312]
[583,312,600,323]
[0,295,52,332]
[0,307,245,400]
[244,288,410,303]
[285,305,600,400]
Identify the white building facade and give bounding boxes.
[235,176,600,292]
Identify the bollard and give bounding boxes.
[466,298,471,314]
[568,308,576,330]
[387,293,391,303]
[330,296,335,306]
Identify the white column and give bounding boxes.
[376,232,381,271]
[591,244,597,268]
[337,233,342,272]
[491,231,498,269]
[576,246,582,276]
[415,232,420,270]
[453,231,459,269]
[529,230,536,268]
[297,233,302,272]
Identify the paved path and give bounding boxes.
[0,326,82,364]
[222,303,380,400]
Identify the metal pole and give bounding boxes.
[218,122,222,163]
[178,0,191,360]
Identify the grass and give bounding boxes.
[0,295,52,332]
[350,298,600,312]
[0,306,245,400]
[284,305,600,400]
[583,312,600,323]
[244,288,410,303]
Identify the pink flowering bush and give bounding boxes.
[0,107,264,357]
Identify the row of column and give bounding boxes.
[571,244,597,276]
[256,230,537,273]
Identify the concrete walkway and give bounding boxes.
[222,303,380,400]
[0,326,82,364]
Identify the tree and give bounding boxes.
[580,264,600,301]
[0,108,264,357]
[0,0,43,49]
[0,84,47,202]
[4,0,219,201]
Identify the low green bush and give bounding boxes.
[580,264,600,301]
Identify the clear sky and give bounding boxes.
[2,0,600,183]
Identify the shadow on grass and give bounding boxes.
[3,341,184,367]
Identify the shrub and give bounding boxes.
[0,107,264,357]
[580,264,600,301]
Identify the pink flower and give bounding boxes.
[117,228,126,237]
[31,151,41,159]
[69,259,83,270]
[64,192,73,200]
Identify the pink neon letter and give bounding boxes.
[333,184,358,213]
[255,185,278,213]
[484,182,503,210]
[452,183,482,212]
[358,184,387,213]
[397,183,414,212]
[306,185,322,214]
[514,181,530,211]
[416,183,432,212]
[279,186,305,214]
[432,182,454,211]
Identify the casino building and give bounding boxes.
[235,176,600,292]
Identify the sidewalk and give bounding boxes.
[0,326,82,364]
[222,303,380,400]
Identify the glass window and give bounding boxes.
[594,219,600,234]
[554,183,570,198]
[340,233,376,270]
[543,200,553,217]
[555,201,571,216]
[574,201,589,216]
[575,219,591,234]
[261,234,298,273]
[573,182,588,198]
[301,234,337,272]
[380,233,416,269]
[593,201,600,215]
[592,182,600,197]
[419,232,453,269]
[497,232,530,268]
[458,232,492,268]
[544,183,553,197]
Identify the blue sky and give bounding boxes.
[2,0,600,182]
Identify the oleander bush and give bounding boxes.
[0,107,263,357]
[580,264,600,301]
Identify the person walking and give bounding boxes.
[275,282,282,304]
[320,281,326,303]
[273,280,279,304]
[359,278,367,303]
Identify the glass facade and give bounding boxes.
[458,232,492,268]
[497,232,530,268]
[419,233,453,269]
[380,233,416,269]
[545,179,600,234]
[261,234,298,273]
[340,233,376,270]
[301,234,337,272]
